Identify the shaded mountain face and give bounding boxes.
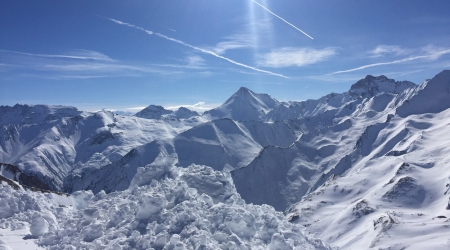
[174,107,199,119]
[349,75,415,97]
[134,105,173,119]
[0,163,51,191]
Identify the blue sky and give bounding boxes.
[1,0,450,112]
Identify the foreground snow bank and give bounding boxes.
[1,158,331,250]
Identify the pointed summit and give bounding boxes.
[204,87,279,121]
[235,86,252,95]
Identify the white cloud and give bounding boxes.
[209,33,254,55]
[186,55,205,67]
[257,47,337,68]
[369,45,409,58]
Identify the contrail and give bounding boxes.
[251,0,313,40]
[328,49,450,75]
[103,17,289,79]
[0,49,114,61]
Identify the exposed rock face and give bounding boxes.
[0,163,51,191]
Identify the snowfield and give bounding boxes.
[1,70,450,249]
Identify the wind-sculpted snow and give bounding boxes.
[0,161,332,250]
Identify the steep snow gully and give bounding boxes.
[1,70,450,249]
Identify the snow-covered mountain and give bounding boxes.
[135,105,200,120]
[204,87,280,121]
[1,70,449,249]
[231,74,418,211]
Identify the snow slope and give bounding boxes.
[284,70,450,249]
[231,75,417,211]
[174,118,298,172]
[0,105,200,191]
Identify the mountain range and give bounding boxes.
[1,70,450,249]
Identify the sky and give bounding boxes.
[1,0,450,113]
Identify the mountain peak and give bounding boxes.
[134,105,173,119]
[236,86,252,94]
[174,107,199,119]
[349,75,415,97]
[205,87,279,121]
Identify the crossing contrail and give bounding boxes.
[327,48,450,75]
[103,17,289,79]
[251,0,314,40]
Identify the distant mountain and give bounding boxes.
[204,87,279,121]
[174,107,199,119]
[349,74,416,97]
[205,77,415,123]
[134,105,173,119]
[135,105,200,120]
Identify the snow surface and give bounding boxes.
[0,160,331,250]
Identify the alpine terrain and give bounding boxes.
[1,70,450,249]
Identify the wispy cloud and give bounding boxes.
[104,17,289,79]
[257,47,336,68]
[251,0,313,40]
[152,54,208,71]
[0,49,180,79]
[186,55,205,67]
[328,47,450,75]
[0,49,115,62]
[369,45,409,58]
[208,33,254,55]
